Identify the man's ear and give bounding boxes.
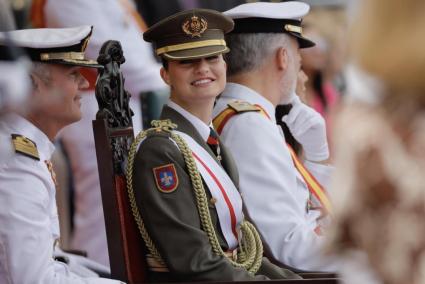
[30,73,41,92]
[160,67,171,86]
[276,47,289,71]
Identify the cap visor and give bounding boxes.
[290,32,316,49]
[162,45,229,60]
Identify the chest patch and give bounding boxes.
[152,163,179,193]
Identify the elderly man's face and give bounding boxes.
[280,38,302,104]
[32,64,89,125]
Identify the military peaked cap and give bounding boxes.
[144,9,234,60]
[0,26,100,68]
[224,1,315,48]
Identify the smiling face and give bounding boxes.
[32,64,89,125]
[160,55,227,108]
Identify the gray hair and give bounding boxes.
[225,33,293,77]
[30,62,51,87]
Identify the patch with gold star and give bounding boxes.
[11,134,40,160]
[153,164,179,193]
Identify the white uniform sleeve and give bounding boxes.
[304,160,334,189]
[0,159,122,284]
[44,0,166,94]
[220,112,339,271]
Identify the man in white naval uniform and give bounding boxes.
[0,43,31,164]
[31,0,168,266]
[0,26,122,284]
[213,2,339,272]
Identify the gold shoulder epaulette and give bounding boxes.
[11,134,40,160]
[228,100,260,113]
[213,101,261,134]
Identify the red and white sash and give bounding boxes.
[135,131,244,249]
[175,131,243,249]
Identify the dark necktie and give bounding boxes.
[207,127,221,162]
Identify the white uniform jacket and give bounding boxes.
[0,114,120,283]
[40,0,167,266]
[213,83,338,271]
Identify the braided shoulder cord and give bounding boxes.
[126,125,166,265]
[126,120,263,273]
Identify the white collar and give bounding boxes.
[0,113,56,160]
[222,83,276,122]
[167,100,212,142]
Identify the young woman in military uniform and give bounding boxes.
[125,9,300,282]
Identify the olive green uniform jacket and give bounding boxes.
[132,106,299,282]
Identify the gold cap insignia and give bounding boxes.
[11,134,40,160]
[284,24,303,35]
[182,15,208,38]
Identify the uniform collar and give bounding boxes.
[0,113,56,160]
[167,100,212,142]
[222,82,276,122]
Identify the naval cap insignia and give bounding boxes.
[182,15,208,38]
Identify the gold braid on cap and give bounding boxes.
[156,39,226,55]
[40,51,85,61]
[126,120,263,274]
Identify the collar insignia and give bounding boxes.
[11,134,40,160]
[182,15,208,38]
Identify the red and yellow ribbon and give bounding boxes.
[213,103,332,214]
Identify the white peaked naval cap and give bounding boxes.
[0,26,100,67]
[224,1,315,48]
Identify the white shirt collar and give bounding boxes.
[167,100,212,142]
[221,83,276,122]
[0,113,56,160]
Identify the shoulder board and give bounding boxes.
[227,100,260,113]
[213,100,261,134]
[11,134,40,160]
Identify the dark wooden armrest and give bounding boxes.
[270,280,339,284]
[299,273,338,279]
[175,280,340,284]
[246,280,339,284]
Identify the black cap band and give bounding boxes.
[21,43,84,62]
[0,43,26,61]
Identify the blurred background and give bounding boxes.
[4,1,425,283]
